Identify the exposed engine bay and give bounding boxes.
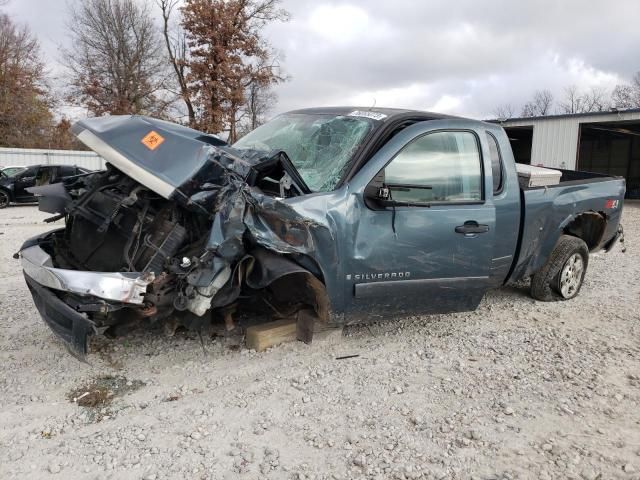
[20,116,331,356]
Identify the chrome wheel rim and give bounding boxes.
[0,192,8,208]
[559,253,584,298]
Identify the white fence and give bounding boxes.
[0,147,105,171]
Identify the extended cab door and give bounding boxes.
[343,120,496,320]
[484,129,521,285]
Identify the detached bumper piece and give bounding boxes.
[24,273,94,358]
[20,243,155,358]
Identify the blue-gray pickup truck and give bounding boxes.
[18,108,625,357]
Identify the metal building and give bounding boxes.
[0,147,105,171]
[494,108,640,198]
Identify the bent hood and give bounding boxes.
[72,115,309,203]
[72,115,228,200]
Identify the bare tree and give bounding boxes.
[582,86,608,112]
[246,81,277,130]
[611,72,640,109]
[49,118,87,150]
[239,52,287,133]
[64,0,170,116]
[611,84,636,109]
[0,13,55,148]
[181,0,289,141]
[496,73,640,120]
[558,85,608,114]
[157,0,195,125]
[493,103,516,120]
[558,85,584,114]
[521,90,554,117]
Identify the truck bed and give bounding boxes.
[519,168,618,190]
[509,169,625,283]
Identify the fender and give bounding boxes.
[526,211,607,276]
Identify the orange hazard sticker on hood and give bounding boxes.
[141,131,165,150]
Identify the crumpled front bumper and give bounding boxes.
[20,244,153,304]
[20,241,155,358]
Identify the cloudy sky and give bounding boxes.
[4,0,640,119]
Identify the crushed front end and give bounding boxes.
[19,116,332,358]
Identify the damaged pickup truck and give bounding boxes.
[18,108,626,358]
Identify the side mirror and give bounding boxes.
[364,170,390,208]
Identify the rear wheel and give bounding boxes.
[0,190,9,209]
[531,235,589,301]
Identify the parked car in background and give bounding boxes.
[0,164,91,208]
[0,165,27,178]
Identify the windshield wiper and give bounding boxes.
[388,183,433,191]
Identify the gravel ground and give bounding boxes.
[1,204,639,480]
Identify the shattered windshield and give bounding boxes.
[233,113,375,192]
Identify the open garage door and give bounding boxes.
[578,121,640,199]
[504,126,533,165]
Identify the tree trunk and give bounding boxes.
[159,0,195,125]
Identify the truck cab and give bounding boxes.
[337,118,521,321]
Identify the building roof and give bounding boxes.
[490,107,640,124]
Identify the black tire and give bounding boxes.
[0,190,9,209]
[531,235,589,301]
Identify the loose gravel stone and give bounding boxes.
[0,205,639,479]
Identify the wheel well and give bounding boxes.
[563,212,607,251]
[0,187,12,205]
[246,248,330,323]
[267,272,330,323]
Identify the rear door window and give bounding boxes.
[35,166,55,186]
[486,132,504,195]
[59,166,78,177]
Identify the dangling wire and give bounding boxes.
[389,188,397,239]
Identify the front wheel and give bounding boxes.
[531,235,589,301]
[0,190,9,209]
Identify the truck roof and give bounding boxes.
[287,106,458,123]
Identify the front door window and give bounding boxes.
[384,130,482,204]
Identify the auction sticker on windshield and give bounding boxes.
[347,110,388,121]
